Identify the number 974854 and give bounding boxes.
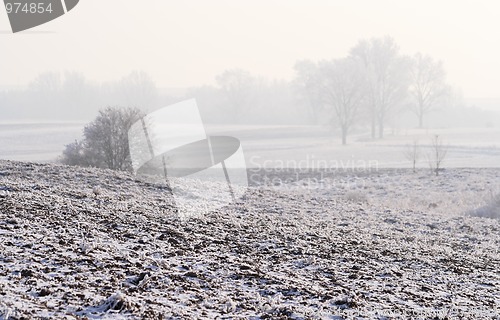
[5,2,54,14]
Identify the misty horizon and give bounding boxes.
[2,1,500,101]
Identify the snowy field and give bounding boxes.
[0,160,499,319]
[223,126,500,169]
[1,124,500,169]
[0,123,84,162]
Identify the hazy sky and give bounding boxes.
[1,0,500,100]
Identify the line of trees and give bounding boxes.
[294,36,451,144]
[1,37,455,156]
[0,71,160,121]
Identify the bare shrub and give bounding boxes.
[403,140,420,173]
[61,107,144,171]
[427,135,448,176]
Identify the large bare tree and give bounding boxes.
[319,58,366,145]
[350,37,410,139]
[409,53,449,128]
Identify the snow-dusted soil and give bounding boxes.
[0,160,499,319]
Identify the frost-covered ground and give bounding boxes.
[0,160,499,319]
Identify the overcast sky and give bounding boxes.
[1,0,499,100]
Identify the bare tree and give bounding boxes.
[293,60,324,124]
[409,53,449,128]
[319,58,366,145]
[403,140,420,172]
[350,37,410,139]
[60,71,96,120]
[61,107,144,171]
[117,71,158,111]
[29,72,61,93]
[216,69,256,123]
[28,72,62,118]
[427,135,448,176]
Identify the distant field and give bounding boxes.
[1,123,499,168]
[0,122,84,162]
[210,125,500,169]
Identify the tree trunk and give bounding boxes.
[342,128,347,145]
[378,120,384,139]
[371,115,376,139]
[418,113,424,129]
